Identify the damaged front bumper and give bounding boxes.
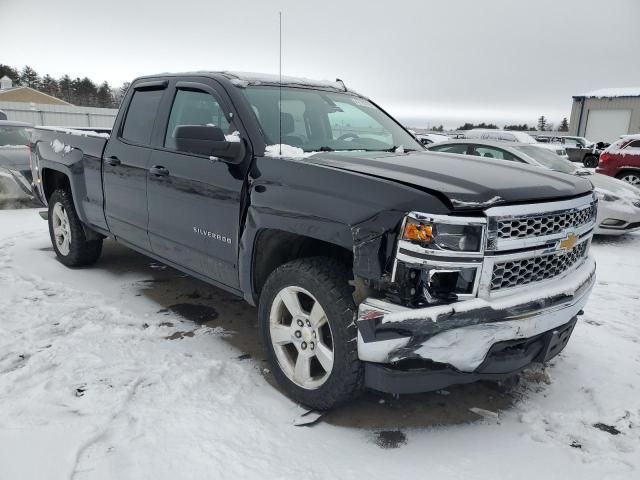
[357,255,595,394]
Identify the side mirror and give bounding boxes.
[175,125,245,164]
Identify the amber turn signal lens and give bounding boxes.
[403,222,433,242]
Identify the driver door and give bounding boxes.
[146,80,246,288]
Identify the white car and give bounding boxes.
[427,139,640,235]
[462,129,568,158]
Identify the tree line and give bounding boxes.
[0,64,130,109]
[456,116,569,132]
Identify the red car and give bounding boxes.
[596,134,640,187]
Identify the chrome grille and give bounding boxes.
[491,241,588,290]
[497,204,596,239]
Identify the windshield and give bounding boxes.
[0,126,31,146]
[241,86,422,153]
[513,145,577,173]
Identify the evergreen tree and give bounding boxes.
[537,115,548,131]
[115,82,131,106]
[19,65,41,88]
[559,117,569,132]
[0,64,19,83]
[58,75,73,103]
[40,75,60,98]
[97,81,114,108]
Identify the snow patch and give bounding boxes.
[225,131,241,143]
[38,126,111,139]
[264,144,317,160]
[581,87,640,98]
[50,139,72,155]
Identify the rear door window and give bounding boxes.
[430,143,469,154]
[468,145,518,161]
[121,89,164,146]
[625,140,640,150]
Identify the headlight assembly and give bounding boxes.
[402,216,485,252]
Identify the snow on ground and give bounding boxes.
[0,208,638,479]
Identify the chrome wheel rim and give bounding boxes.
[621,174,640,186]
[269,286,334,390]
[52,203,71,255]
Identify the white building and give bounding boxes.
[569,88,640,143]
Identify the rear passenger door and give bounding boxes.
[146,79,247,288]
[103,81,167,250]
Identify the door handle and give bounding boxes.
[149,165,170,177]
[106,156,121,166]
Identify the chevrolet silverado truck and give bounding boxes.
[30,72,597,409]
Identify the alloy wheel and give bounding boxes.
[269,286,334,390]
[52,202,71,255]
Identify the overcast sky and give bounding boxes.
[2,0,639,128]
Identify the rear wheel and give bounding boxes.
[48,189,103,267]
[583,155,599,168]
[259,257,363,409]
[616,171,640,187]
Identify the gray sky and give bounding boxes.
[2,0,639,128]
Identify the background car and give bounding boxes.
[415,132,449,145]
[0,120,34,197]
[596,134,640,187]
[535,135,603,168]
[427,139,640,235]
[463,129,568,157]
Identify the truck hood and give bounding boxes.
[305,150,593,209]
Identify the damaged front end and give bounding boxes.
[356,193,598,394]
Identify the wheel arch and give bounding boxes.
[248,228,353,305]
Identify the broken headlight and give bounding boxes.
[402,217,485,252]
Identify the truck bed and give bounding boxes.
[31,126,111,230]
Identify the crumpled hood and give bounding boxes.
[0,146,29,170]
[305,150,593,209]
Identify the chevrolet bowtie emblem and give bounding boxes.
[559,233,578,251]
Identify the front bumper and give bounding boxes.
[357,255,595,393]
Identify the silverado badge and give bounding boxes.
[558,233,578,251]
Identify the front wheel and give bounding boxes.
[583,155,599,168]
[48,189,103,267]
[259,257,363,409]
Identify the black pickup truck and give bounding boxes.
[31,72,597,408]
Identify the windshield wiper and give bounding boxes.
[317,146,334,152]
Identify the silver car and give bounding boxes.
[0,120,34,197]
[427,139,640,236]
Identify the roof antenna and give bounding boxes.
[279,11,283,156]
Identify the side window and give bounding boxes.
[625,140,640,149]
[469,145,518,161]
[564,138,579,147]
[121,89,164,146]
[164,89,231,150]
[430,144,469,154]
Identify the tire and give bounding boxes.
[616,171,640,187]
[583,155,599,168]
[259,257,363,409]
[48,189,103,267]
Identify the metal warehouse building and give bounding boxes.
[569,87,640,143]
